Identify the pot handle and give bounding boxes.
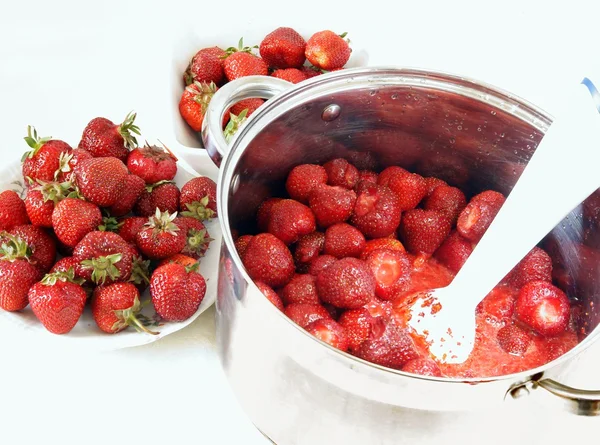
[201,75,292,167]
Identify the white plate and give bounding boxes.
[0,152,221,351]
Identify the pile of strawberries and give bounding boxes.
[179,27,352,140]
[0,113,217,336]
[234,159,575,376]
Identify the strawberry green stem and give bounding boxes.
[22,125,52,161]
[80,253,122,285]
[127,313,159,336]
[118,111,141,150]
[181,196,216,221]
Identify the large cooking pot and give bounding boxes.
[200,68,600,444]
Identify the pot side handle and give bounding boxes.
[201,75,292,167]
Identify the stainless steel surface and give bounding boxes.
[206,67,600,444]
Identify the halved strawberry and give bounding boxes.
[505,247,552,289]
[401,358,443,377]
[324,158,359,190]
[255,281,284,311]
[338,308,374,351]
[434,230,473,274]
[423,185,467,224]
[497,324,532,356]
[308,184,356,228]
[350,181,402,239]
[284,303,331,328]
[316,257,375,309]
[305,318,349,351]
[285,164,328,203]
[268,199,316,245]
[387,171,427,211]
[515,280,570,336]
[281,274,320,305]
[323,223,366,259]
[365,248,411,301]
[399,209,452,255]
[457,190,505,242]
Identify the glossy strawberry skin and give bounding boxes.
[294,232,325,268]
[338,307,374,351]
[127,145,177,185]
[316,257,376,309]
[75,157,129,207]
[25,189,54,227]
[457,190,505,242]
[423,177,447,196]
[150,263,206,321]
[271,68,307,84]
[79,116,136,162]
[387,171,428,211]
[377,166,408,187]
[309,184,357,228]
[73,231,133,284]
[59,148,93,183]
[305,30,351,70]
[234,234,254,258]
[136,220,187,260]
[423,185,467,224]
[50,256,80,274]
[434,230,473,274]
[108,174,146,217]
[515,281,571,337]
[118,217,147,244]
[350,181,402,239]
[257,198,283,232]
[0,190,29,231]
[284,303,332,328]
[92,282,140,333]
[0,259,39,311]
[242,233,295,288]
[281,274,320,306]
[398,209,452,255]
[184,47,225,86]
[255,281,284,311]
[10,225,56,278]
[505,247,552,289]
[268,199,316,245]
[224,52,269,81]
[52,198,102,248]
[28,279,86,334]
[308,255,337,277]
[365,248,412,301]
[323,223,366,259]
[230,98,264,118]
[135,182,181,217]
[179,177,217,217]
[286,164,328,203]
[305,318,349,351]
[497,324,532,356]
[260,27,306,69]
[401,358,443,377]
[324,158,359,190]
[22,139,72,184]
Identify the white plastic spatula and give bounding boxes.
[408,78,600,364]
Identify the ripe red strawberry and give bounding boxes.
[127,144,178,185]
[28,269,87,334]
[25,181,75,227]
[423,177,447,196]
[286,164,328,203]
[158,253,197,269]
[75,157,129,207]
[0,190,29,230]
[259,27,306,69]
[399,209,452,255]
[150,262,206,321]
[324,158,359,190]
[497,324,532,356]
[136,210,187,260]
[108,174,146,217]
[268,199,316,245]
[350,181,402,239]
[73,231,132,285]
[305,31,351,70]
[354,319,419,369]
[388,171,428,211]
[180,176,217,220]
[476,287,518,321]
[316,257,376,309]
[234,234,254,257]
[505,247,552,289]
[0,234,40,311]
[257,198,283,232]
[79,112,140,161]
[57,148,94,184]
[10,225,56,278]
[360,238,405,260]
[365,248,412,301]
[423,185,467,224]
[52,198,102,247]
[308,184,357,228]
[300,66,322,79]
[271,68,307,83]
[515,281,570,336]
[50,256,80,274]
[457,190,505,242]
[323,223,366,258]
[359,170,378,184]
[179,81,218,131]
[184,47,226,86]
[308,254,337,277]
[281,274,320,306]
[223,39,269,81]
[118,217,147,244]
[223,98,266,129]
[338,307,374,351]
[21,126,72,184]
[401,358,443,377]
[176,216,212,259]
[377,166,408,187]
[134,181,181,217]
[434,230,473,273]
[93,282,157,334]
[255,281,284,311]
[284,302,331,328]
[242,233,295,288]
[305,318,349,351]
[294,232,325,267]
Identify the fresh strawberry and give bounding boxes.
[134,181,181,217]
[305,31,351,70]
[136,210,187,260]
[281,274,320,305]
[354,319,419,369]
[401,358,443,377]
[271,68,307,83]
[158,253,196,268]
[118,217,147,244]
[360,238,405,260]
[255,281,284,311]
[25,181,74,227]
[92,282,157,334]
[365,248,411,301]
[52,198,102,247]
[515,280,570,336]
[223,39,269,81]
[294,231,325,268]
[75,157,129,207]
[184,47,226,86]
[308,184,357,228]
[300,65,322,79]
[57,148,94,184]
[323,158,359,190]
[398,209,452,255]
[457,190,505,242]
[308,254,337,277]
[127,144,177,185]
[150,262,206,321]
[476,287,518,321]
[316,257,376,309]
[176,216,212,259]
[497,324,532,356]
[423,185,467,224]
[284,302,331,328]
[286,164,328,203]
[338,307,374,351]
[350,181,402,239]
[423,177,447,196]
[259,27,306,69]
[50,256,80,274]
[505,247,552,289]
[268,199,316,245]
[79,112,140,161]
[73,231,132,285]
[434,230,473,273]
[387,171,427,211]
[323,223,366,258]
[257,198,283,232]
[108,174,146,217]
[223,98,266,129]
[0,190,29,230]
[10,225,56,278]
[0,234,40,311]
[358,170,378,184]
[179,81,218,132]
[21,126,72,184]
[234,234,254,257]
[377,166,407,187]
[180,176,217,220]
[305,318,349,351]
[242,233,295,288]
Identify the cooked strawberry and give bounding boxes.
[257,197,283,232]
[300,66,322,79]
[150,262,206,321]
[157,253,197,269]
[281,274,320,305]
[358,170,378,184]
[476,286,518,321]
[50,256,80,274]
[108,174,146,217]
[267,199,316,245]
[21,126,72,184]
[259,27,306,69]
[179,81,218,131]
[316,257,376,309]
[388,171,427,211]
[176,216,212,259]
[286,164,328,203]
[57,148,93,184]
[423,185,467,224]
[323,158,359,190]
[0,233,40,311]
[354,319,419,369]
[323,223,366,258]
[183,47,225,86]
[223,39,269,81]
[497,324,532,356]
[180,176,217,220]
[360,238,405,260]
[271,68,307,83]
[242,233,295,287]
[363,298,393,319]
[433,230,473,274]
[350,181,402,239]
[399,209,452,255]
[136,210,187,260]
[423,177,447,196]
[118,217,147,244]
[305,318,349,351]
[505,247,552,289]
[10,225,56,277]
[284,303,331,328]
[457,190,505,242]
[79,112,140,161]
[234,234,254,257]
[52,198,102,247]
[365,248,411,301]
[308,254,337,277]
[73,231,132,285]
[401,358,443,377]
[134,181,181,217]
[127,144,177,185]
[338,307,374,351]
[305,30,351,70]
[75,157,129,207]
[377,166,407,187]
[308,184,357,228]
[515,281,570,336]
[25,181,74,228]
[0,190,29,230]
[255,281,284,311]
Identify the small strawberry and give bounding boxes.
[497,324,532,356]
[338,308,374,351]
[73,231,132,285]
[476,287,518,321]
[0,190,29,230]
[10,225,56,278]
[284,303,331,328]
[118,217,147,244]
[25,181,74,227]
[136,209,187,260]
[423,185,467,224]
[308,184,357,228]
[223,39,269,81]
[134,181,180,217]
[255,281,284,311]
[242,233,295,288]
[257,198,283,232]
[150,262,206,321]
[184,47,226,86]
[398,209,452,255]
[259,27,306,69]
[268,199,316,245]
[365,248,412,301]
[294,232,325,267]
[286,164,328,203]
[176,216,212,259]
[158,253,196,269]
[127,144,178,185]
[323,158,359,190]
[354,319,419,370]
[52,198,102,247]
[358,170,378,184]
[360,238,405,260]
[0,233,40,311]
[505,247,552,289]
[377,166,408,187]
[234,234,254,257]
[387,171,428,211]
[308,254,337,277]
[401,358,443,377]
[21,126,72,184]
[305,318,349,351]
[305,31,351,70]
[457,190,505,242]
[434,230,473,274]
[28,268,87,334]
[108,174,146,217]
[515,280,570,336]
[56,148,94,184]
[79,112,141,161]
[271,68,307,84]
[323,223,366,259]
[179,81,218,132]
[316,257,375,309]
[281,274,320,306]
[75,157,129,207]
[350,181,402,239]
[180,176,217,220]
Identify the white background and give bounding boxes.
[1,1,599,444]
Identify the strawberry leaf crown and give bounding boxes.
[144,179,175,194]
[140,142,177,162]
[118,111,142,150]
[98,214,123,233]
[22,126,52,161]
[41,267,85,286]
[0,233,31,262]
[146,208,180,235]
[185,81,217,115]
[223,37,258,57]
[34,180,78,204]
[129,255,151,286]
[54,151,74,180]
[112,294,159,335]
[181,195,216,221]
[186,228,213,257]
[223,109,249,143]
[80,253,122,285]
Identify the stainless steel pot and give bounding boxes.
[201,68,600,444]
